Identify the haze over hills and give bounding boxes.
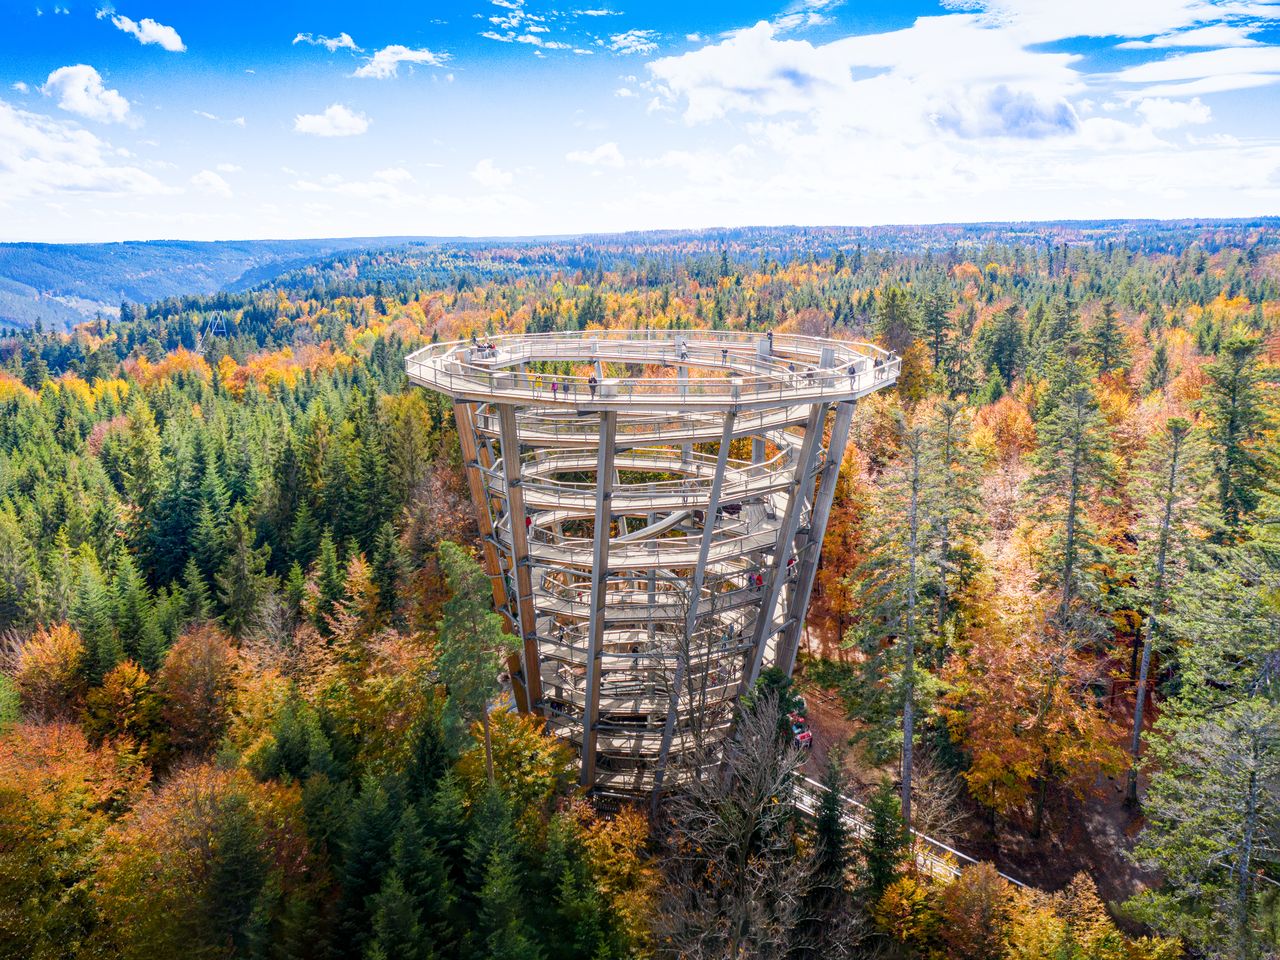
[3,218,1276,331]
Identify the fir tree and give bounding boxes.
[215,503,271,638]
[1200,331,1273,534]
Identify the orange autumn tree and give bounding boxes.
[941,600,1125,835]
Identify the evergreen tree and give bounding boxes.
[72,545,121,684]
[1087,300,1130,374]
[859,780,908,900]
[436,541,517,782]
[114,551,165,669]
[312,528,345,633]
[1143,338,1171,394]
[215,503,271,638]
[1130,699,1280,960]
[182,555,212,623]
[974,305,1025,388]
[1200,331,1273,534]
[364,871,430,960]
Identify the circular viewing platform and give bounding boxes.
[405,329,900,411]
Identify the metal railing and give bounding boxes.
[405,330,900,408]
[793,776,1027,888]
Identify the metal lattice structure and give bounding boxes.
[406,329,899,797]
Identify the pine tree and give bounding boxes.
[1130,699,1280,960]
[875,286,917,355]
[1125,417,1198,805]
[1143,338,1171,394]
[72,545,121,684]
[1087,300,1129,374]
[975,305,1025,388]
[1200,331,1273,535]
[364,871,430,960]
[114,551,162,667]
[859,780,908,900]
[1030,349,1115,632]
[436,541,517,782]
[182,555,212,623]
[371,521,406,623]
[920,286,954,370]
[192,460,232,584]
[216,503,271,639]
[311,528,345,634]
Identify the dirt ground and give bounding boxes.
[794,675,1159,909]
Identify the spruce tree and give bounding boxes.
[215,503,270,638]
[859,780,908,900]
[1087,299,1129,374]
[436,541,517,782]
[1200,331,1273,534]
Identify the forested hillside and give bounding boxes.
[0,223,1277,959]
[0,237,418,331]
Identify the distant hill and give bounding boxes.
[0,237,424,330]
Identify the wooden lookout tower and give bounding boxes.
[406,329,899,798]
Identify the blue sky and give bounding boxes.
[2,0,1279,241]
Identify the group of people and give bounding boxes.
[469,332,499,358]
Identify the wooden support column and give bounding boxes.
[453,401,509,613]
[744,402,828,690]
[775,400,855,676]
[580,410,618,788]
[497,403,544,715]
[651,410,736,804]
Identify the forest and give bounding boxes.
[0,222,1277,959]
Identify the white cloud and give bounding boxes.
[952,0,1280,45]
[1112,45,1280,85]
[194,110,218,120]
[232,116,246,127]
[648,18,1083,136]
[352,44,450,78]
[471,158,514,189]
[609,29,660,54]
[11,82,29,94]
[1136,96,1212,128]
[686,33,706,43]
[373,167,414,183]
[566,141,625,167]
[190,169,232,198]
[615,86,636,97]
[110,15,186,52]
[576,8,619,15]
[41,65,132,124]
[293,103,370,137]
[0,99,168,203]
[293,32,360,52]
[215,162,241,173]
[1118,24,1263,48]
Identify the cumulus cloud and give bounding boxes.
[293,103,370,137]
[293,32,360,52]
[11,82,29,93]
[352,45,450,78]
[41,65,132,124]
[470,158,514,189]
[0,99,167,202]
[566,141,625,166]
[1136,96,1212,128]
[190,169,233,198]
[109,14,186,52]
[609,29,660,54]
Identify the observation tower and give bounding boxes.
[406,329,899,798]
